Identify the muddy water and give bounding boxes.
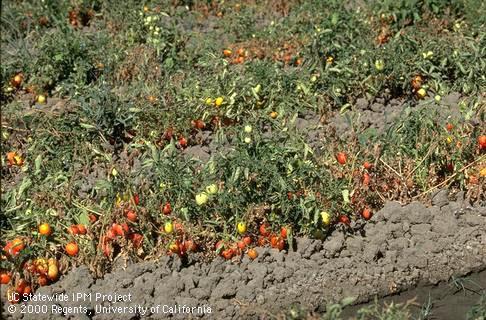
[342,269,486,320]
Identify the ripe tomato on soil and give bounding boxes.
[130,233,143,248]
[178,136,187,148]
[469,175,479,185]
[363,161,372,170]
[237,241,246,250]
[223,49,232,57]
[65,242,79,256]
[169,242,180,254]
[106,228,116,240]
[77,224,87,235]
[270,235,279,248]
[259,223,270,237]
[47,260,59,281]
[183,239,197,252]
[280,227,288,238]
[363,173,371,186]
[479,135,486,149]
[336,152,347,165]
[133,194,140,206]
[243,236,252,246]
[222,248,234,260]
[248,248,258,260]
[112,224,125,237]
[191,119,205,130]
[126,210,138,222]
[361,208,372,220]
[11,73,23,88]
[15,279,27,295]
[215,240,225,252]
[162,202,172,215]
[8,238,25,256]
[68,225,80,235]
[38,223,52,236]
[38,275,49,286]
[338,215,351,225]
[0,272,11,284]
[257,236,267,247]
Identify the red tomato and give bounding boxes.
[106,228,116,240]
[270,235,279,248]
[130,233,143,248]
[259,224,270,237]
[338,215,350,225]
[133,194,140,206]
[336,152,347,165]
[215,241,225,252]
[361,208,372,220]
[237,241,246,250]
[183,240,197,252]
[38,275,49,286]
[162,202,172,215]
[121,223,130,234]
[126,210,138,222]
[280,227,288,238]
[363,161,372,170]
[243,236,252,246]
[222,249,234,260]
[363,173,371,186]
[178,136,187,148]
[77,224,87,235]
[68,225,80,235]
[112,224,124,237]
[257,236,267,247]
[479,135,486,149]
[0,272,11,284]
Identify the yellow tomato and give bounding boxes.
[320,211,331,226]
[164,221,174,233]
[214,97,224,107]
[36,95,46,104]
[47,260,59,281]
[38,223,52,236]
[417,88,426,98]
[480,167,486,177]
[237,222,247,234]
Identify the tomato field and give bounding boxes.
[1,0,485,319]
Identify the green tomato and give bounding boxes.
[374,59,385,71]
[205,184,218,195]
[195,192,209,206]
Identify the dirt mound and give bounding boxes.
[2,193,485,319]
